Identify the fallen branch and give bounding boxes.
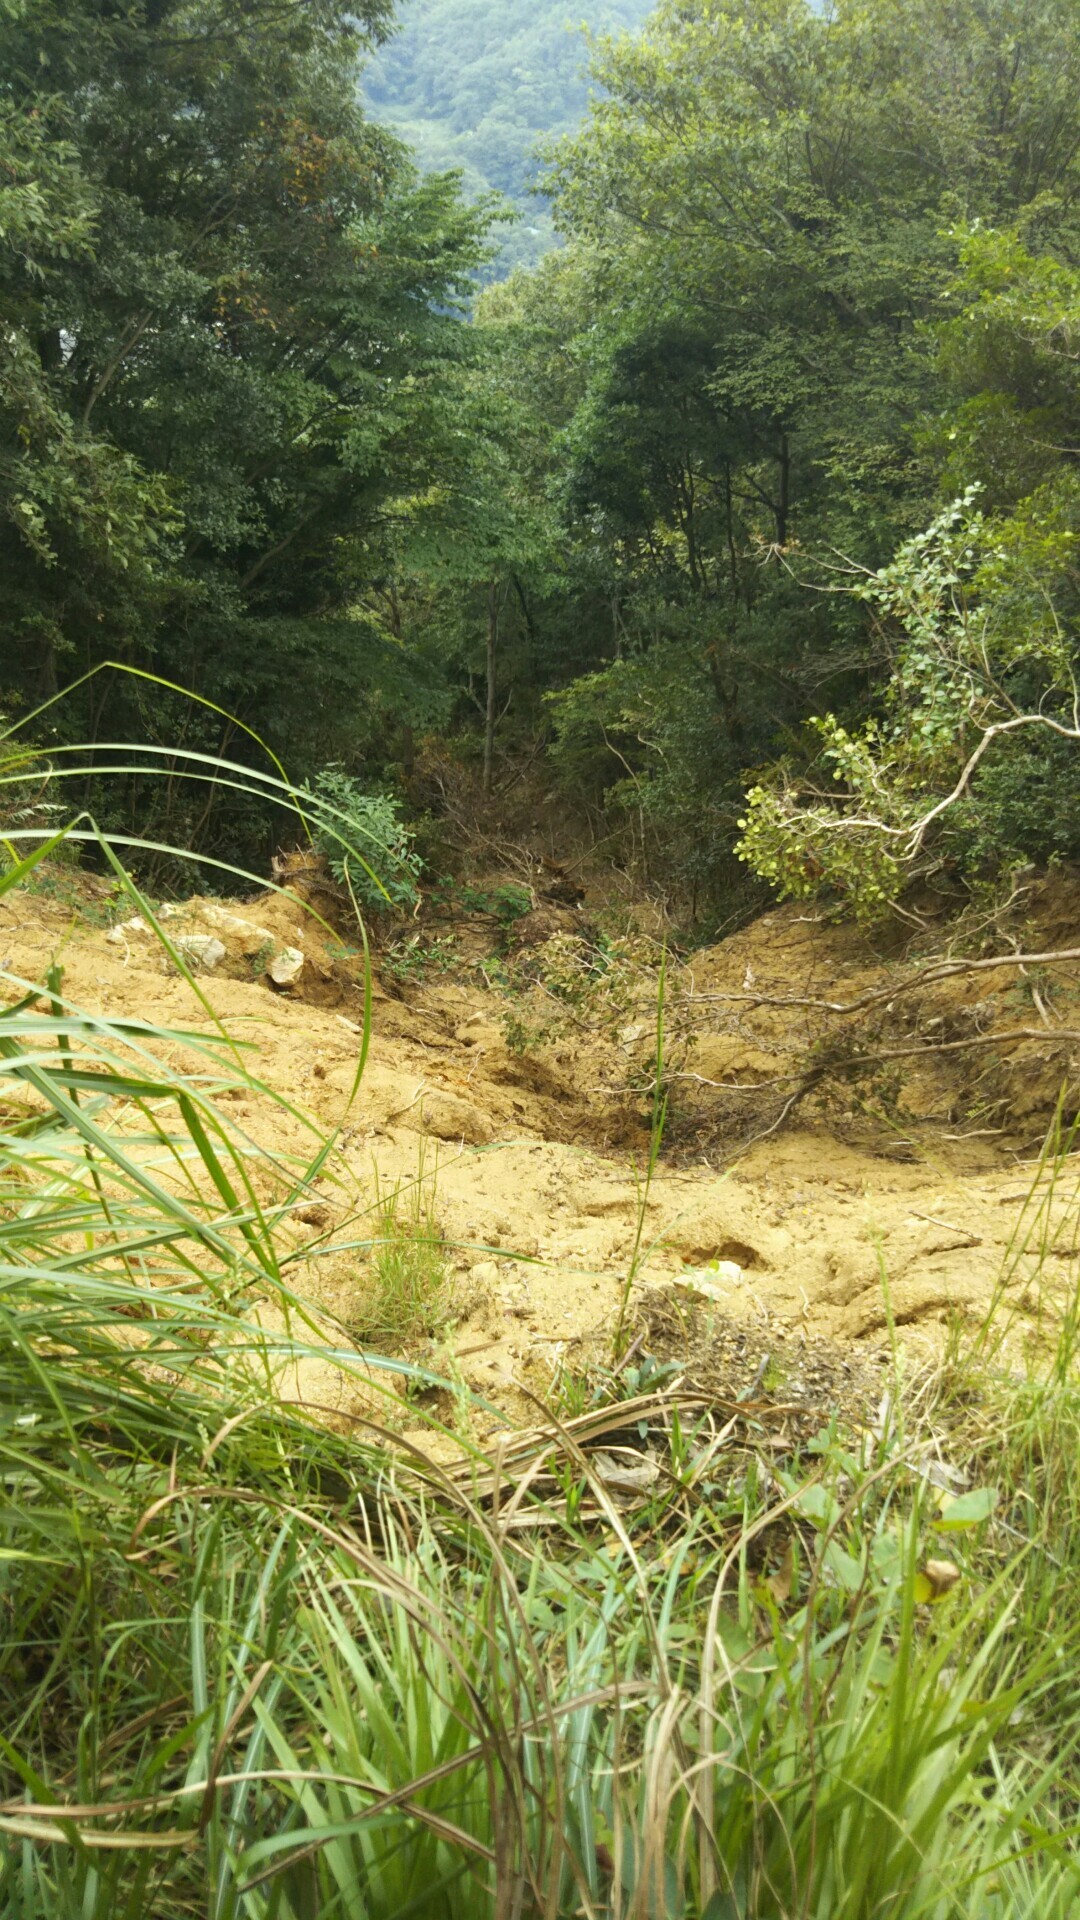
[656,1022,1080,1156]
[682,944,1080,1019]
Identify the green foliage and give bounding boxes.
[351,1165,453,1347]
[479,880,532,921]
[737,223,1080,916]
[364,0,654,278]
[548,641,745,902]
[309,768,422,912]
[7,0,1080,917]
[432,877,532,921]
[0,0,491,865]
[383,927,458,982]
[486,0,1080,915]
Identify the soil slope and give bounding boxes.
[6,867,1080,1435]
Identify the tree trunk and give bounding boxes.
[776,430,790,547]
[35,630,59,703]
[483,576,499,796]
[707,644,743,745]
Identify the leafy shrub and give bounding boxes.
[431,877,533,921]
[308,768,422,914]
[487,881,533,921]
[950,727,1080,875]
[736,492,1080,922]
[383,929,458,983]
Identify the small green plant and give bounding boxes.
[502,1007,553,1054]
[353,1161,453,1349]
[489,881,532,921]
[479,953,511,991]
[383,929,458,984]
[432,878,533,922]
[250,935,275,977]
[548,1348,681,1422]
[16,861,131,927]
[308,767,422,913]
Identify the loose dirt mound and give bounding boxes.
[6,866,1080,1427]
[662,878,1080,1162]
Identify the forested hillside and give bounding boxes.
[364,0,654,274]
[4,0,1080,919]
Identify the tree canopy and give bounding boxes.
[471,0,1080,910]
[1,0,490,860]
[4,0,1080,919]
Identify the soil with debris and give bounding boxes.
[6,859,1080,1441]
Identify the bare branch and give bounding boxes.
[683,943,1080,1019]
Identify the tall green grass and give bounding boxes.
[3,750,1080,1913]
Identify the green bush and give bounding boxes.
[308,768,423,914]
[951,728,1080,875]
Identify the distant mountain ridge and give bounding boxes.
[364,0,654,276]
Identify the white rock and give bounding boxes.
[201,905,276,951]
[656,1260,744,1304]
[201,904,254,935]
[267,945,304,987]
[107,915,150,943]
[672,1272,726,1303]
[173,933,226,970]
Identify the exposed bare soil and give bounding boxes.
[7,862,1080,1440]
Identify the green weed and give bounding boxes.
[432,877,533,922]
[383,929,458,984]
[351,1160,454,1349]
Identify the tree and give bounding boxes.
[0,0,490,863]
[0,15,176,710]
[363,0,655,278]
[377,296,563,796]
[737,231,1080,916]
[514,0,1080,911]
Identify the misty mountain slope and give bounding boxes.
[364,0,654,275]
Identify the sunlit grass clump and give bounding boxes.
[352,1162,454,1350]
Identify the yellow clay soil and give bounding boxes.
[5,868,1080,1441]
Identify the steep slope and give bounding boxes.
[7,865,1080,1441]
